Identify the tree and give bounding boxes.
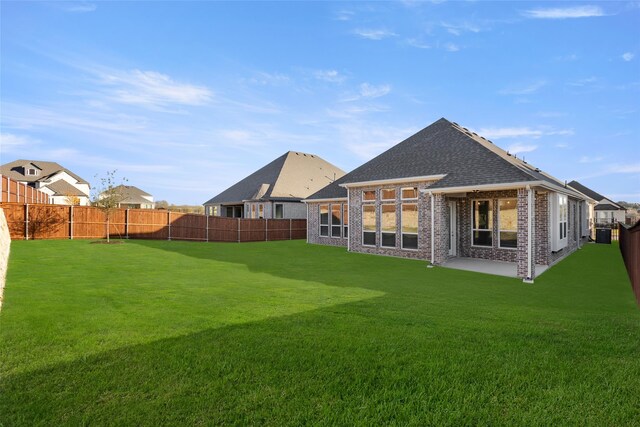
[64,192,81,206]
[91,170,127,243]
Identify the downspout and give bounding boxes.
[428,191,435,268]
[306,203,309,244]
[525,185,534,283]
[347,197,351,252]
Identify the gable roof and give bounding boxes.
[0,159,89,185]
[44,180,88,197]
[567,180,604,202]
[204,151,345,205]
[307,118,579,200]
[110,185,153,205]
[594,203,625,211]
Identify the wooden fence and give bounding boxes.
[1,175,51,204]
[0,203,306,242]
[619,221,640,306]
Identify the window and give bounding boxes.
[319,205,329,237]
[226,206,234,217]
[275,204,284,219]
[258,204,264,219]
[343,204,349,238]
[363,190,376,202]
[251,204,257,219]
[381,204,396,247]
[472,200,493,247]
[401,187,418,200]
[363,205,376,246]
[331,204,342,237]
[381,189,396,201]
[498,199,517,249]
[26,168,38,176]
[401,204,418,249]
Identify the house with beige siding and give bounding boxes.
[204,151,345,219]
[305,118,589,282]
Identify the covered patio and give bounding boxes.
[441,257,549,279]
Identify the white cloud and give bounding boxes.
[339,123,415,160]
[576,163,640,180]
[441,22,482,36]
[443,42,460,52]
[477,127,574,139]
[555,143,570,148]
[523,5,605,19]
[359,83,391,98]
[60,2,96,13]
[568,76,598,86]
[246,71,290,86]
[100,69,212,107]
[507,143,538,154]
[406,38,431,49]
[335,10,354,21]
[0,132,37,149]
[352,28,397,40]
[499,80,547,95]
[622,52,635,62]
[314,69,346,83]
[579,156,604,164]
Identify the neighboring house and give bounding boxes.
[305,118,590,282]
[109,185,155,209]
[567,181,626,227]
[0,159,90,205]
[204,151,345,219]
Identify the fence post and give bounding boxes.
[167,211,171,241]
[289,219,292,240]
[206,215,209,242]
[237,218,241,243]
[265,218,268,242]
[69,205,74,240]
[24,204,29,240]
[125,209,129,239]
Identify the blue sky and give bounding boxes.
[1,1,639,204]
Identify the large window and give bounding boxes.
[331,204,342,237]
[559,195,568,240]
[275,204,284,219]
[498,199,517,248]
[472,200,493,247]
[251,204,257,219]
[319,205,329,237]
[381,204,396,247]
[343,204,349,238]
[363,205,376,246]
[258,204,264,219]
[401,204,418,249]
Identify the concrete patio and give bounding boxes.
[441,257,549,279]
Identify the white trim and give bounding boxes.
[340,175,446,189]
[448,200,457,257]
[319,204,329,237]
[430,192,435,264]
[419,180,586,200]
[362,189,376,203]
[330,203,342,239]
[302,197,348,203]
[401,186,419,201]
[527,186,533,281]
[380,188,396,201]
[346,201,351,251]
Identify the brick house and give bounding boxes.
[204,151,345,219]
[304,118,590,282]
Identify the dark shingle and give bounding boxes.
[567,180,605,202]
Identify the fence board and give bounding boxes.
[1,175,51,204]
[0,202,307,243]
[619,221,640,306]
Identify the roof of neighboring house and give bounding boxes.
[308,118,578,200]
[204,151,346,205]
[0,159,89,185]
[44,180,88,197]
[567,180,604,202]
[110,185,154,205]
[594,203,626,211]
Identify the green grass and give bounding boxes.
[1,239,638,426]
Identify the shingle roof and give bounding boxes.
[204,151,345,205]
[44,180,87,197]
[0,159,89,184]
[594,203,625,211]
[111,185,153,205]
[307,118,577,200]
[567,180,604,202]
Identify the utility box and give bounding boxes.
[595,228,612,244]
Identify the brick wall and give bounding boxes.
[534,191,550,266]
[306,201,348,247]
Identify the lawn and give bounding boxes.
[1,239,638,426]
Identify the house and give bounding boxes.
[203,151,345,219]
[0,160,90,205]
[567,181,626,227]
[304,118,590,282]
[110,185,155,209]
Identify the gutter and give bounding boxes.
[339,174,446,189]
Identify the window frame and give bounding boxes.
[401,203,418,250]
[362,190,376,202]
[380,204,397,248]
[342,203,349,238]
[362,204,377,247]
[319,204,329,237]
[331,204,342,238]
[401,187,418,201]
[381,188,396,201]
[274,203,284,219]
[471,199,493,248]
[498,198,517,250]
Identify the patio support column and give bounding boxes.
[428,192,435,267]
[517,187,535,283]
